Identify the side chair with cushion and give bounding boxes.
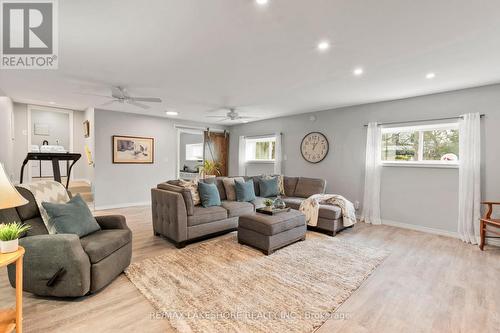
[5,187,132,297]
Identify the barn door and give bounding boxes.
[204,131,229,177]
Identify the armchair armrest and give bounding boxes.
[95,214,129,230]
[7,234,91,297]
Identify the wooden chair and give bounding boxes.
[479,201,500,250]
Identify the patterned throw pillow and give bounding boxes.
[178,179,201,206]
[222,177,245,201]
[19,180,70,234]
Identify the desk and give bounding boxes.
[0,247,24,333]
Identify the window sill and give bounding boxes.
[382,162,459,169]
[245,160,276,164]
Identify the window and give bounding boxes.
[186,143,203,161]
[245,136,276,162]
[381,123,459,166]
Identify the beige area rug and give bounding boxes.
[125,234,389,333]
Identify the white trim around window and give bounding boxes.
[380,122,459,168]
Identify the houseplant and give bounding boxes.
[0,222,30,253]
[199,160,222,179]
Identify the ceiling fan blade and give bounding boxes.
[130,97,162,103]
[237,116,259,119]
[75,92,112,98]
[216,118,230,122]
[206,115,228,118]
[128,101,150,109]
[206,107,232,113]
[98,99,118,107]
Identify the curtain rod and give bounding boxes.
[244,133,282,139]
[363,114,485,127]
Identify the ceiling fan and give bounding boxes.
[206,108,258,122]
[86,86,162,109]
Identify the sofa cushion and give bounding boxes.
[80,229,132,264]
[198,182,222,208]
[221,201,254,218]
[258,176,280,198]
[159,182,194,216]
[222,177,245,201]
[188,206,228,226]
[294,177,326,198]
[283,177,299,197]
[319,204,342,220]
[239,211,306,236]
[176,179,200,206]
[42,194,101,238]
[282,197,304,210]
[235,179,256,202]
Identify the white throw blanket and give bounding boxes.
[299,194,357,227]
[19,180,70,234]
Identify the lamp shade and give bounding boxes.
[0,163,28,210]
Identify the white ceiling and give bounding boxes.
[2,0,500,125]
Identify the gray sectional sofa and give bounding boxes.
[151,176,347,248]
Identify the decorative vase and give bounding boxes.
[0,239,19,254]
[273,197,286,209]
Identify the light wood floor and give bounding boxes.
[1,206,499,333]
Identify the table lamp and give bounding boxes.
[0,163,28,211]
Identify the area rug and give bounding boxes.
[125,234,389,333]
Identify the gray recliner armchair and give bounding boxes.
[4,187,132,297]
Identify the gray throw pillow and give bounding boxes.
[42,194,101,238]
[259,176,279,198]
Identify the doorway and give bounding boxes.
[27,105,73,183]
[177,128,204,180]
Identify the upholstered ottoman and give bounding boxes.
[238,210,306,255]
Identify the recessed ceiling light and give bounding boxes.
[353,68,364,76]
[166,111,178,116]
[255,0,268,5]
[426,72,436,79]
[317,41,330,52]
[49,101,56,105]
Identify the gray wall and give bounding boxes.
[94,109,225,209]
[229,84,500,234]
[179,132,204,171]
[30,109,70,148]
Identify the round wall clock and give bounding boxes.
[300,132,329,163]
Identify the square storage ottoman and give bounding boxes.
[238,210,306,255]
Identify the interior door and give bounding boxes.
[203,131,229,177]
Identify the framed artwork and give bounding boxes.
[83,120,90,138]
[112,135,154,164]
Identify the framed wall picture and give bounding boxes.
[83,120,90,138]
[112,135,154,164]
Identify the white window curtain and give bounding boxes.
[238,136,246,176]
[361,122,382,225]
[274,133,283,175]
[458,113,481,244]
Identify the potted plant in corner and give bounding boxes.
[199,160,222,179]
[0,222,30,254]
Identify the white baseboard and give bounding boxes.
[94,201,151,211]
[381,219,460,239]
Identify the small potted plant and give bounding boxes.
[264,199,274,208]
[0,222,31,254]
[199,160,222,179]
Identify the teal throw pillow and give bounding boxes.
[235,179,256,202]
[259,176,279,198]
[198,181,221,207]
[42,194,101,238]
